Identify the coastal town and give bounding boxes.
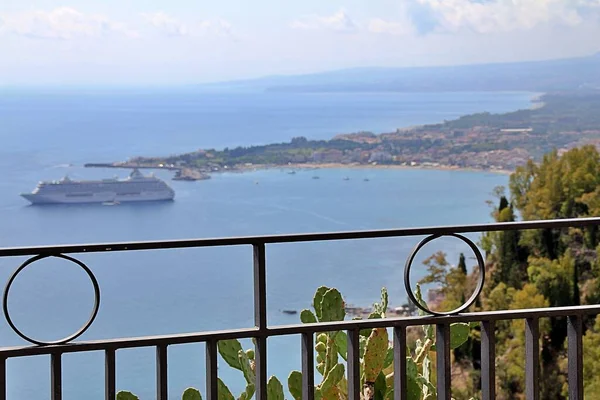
[87,91,600,179]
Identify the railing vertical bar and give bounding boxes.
[347,329,360,400]
[301,333,314,400]
[206,341,218,400]
[51,353,62,400]
[255,336,267,400]
[393,326,407,400]
[253,243,267,400]
[156,345,168,400]
[105,349,116,400]
[525,317,540,400]
[567,315,583,400]
[0,357,6,400]
[436,323,451,400]
[481,320,496,400]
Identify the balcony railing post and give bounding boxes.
[481,320,496,400]
[347,329,360,400]
[567,315,583,400]
[436,323,451,400]
[105,349,116,400]
[253,243,268,400]
[0,357,6,400]
[156,344,168,400]
[525,318,540,400]
[393,326,407,400]
[51,353,62,400]
[301,333,314,400]
[206,340,218,400]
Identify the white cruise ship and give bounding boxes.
[21,169,175,205]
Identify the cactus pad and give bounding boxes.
[301,309,318,324]
[319,363,345,393]
[320,288,345,322]
[239,349,256,384]
[363,328,389,383]
[288,371,303,400]
[116,391,139,400]
[267,376,285,400]
[313,286,329,321]
[218,339,243,371]
[217,379,234,400]
[182,387,202,400]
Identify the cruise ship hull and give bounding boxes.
[21,192,174,205]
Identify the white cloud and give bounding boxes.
[413,0,600,34]
[0,7,139,39]
[141,12,189,37]
[291,10,358,33]
[141,12,234,38]
[368,18,414,36]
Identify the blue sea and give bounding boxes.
[0,89,532,399]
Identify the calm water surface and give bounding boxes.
[0,90,526,399]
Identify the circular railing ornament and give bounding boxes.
[404,233,485,316]
[3,254,100,346]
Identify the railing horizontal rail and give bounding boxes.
[0,217,599,257]
[1,304,599,358]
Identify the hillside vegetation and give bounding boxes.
[428,146,600,399]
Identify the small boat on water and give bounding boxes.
[364,178,370,182]
[282,310,297,315]
[343,177,350,181]
[312,176,320,180]
[288,171,296,175]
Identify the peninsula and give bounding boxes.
[86,91,600,178]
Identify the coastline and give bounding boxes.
[86,161,514,181]
[87,90,566,180]
[216,162,514,176]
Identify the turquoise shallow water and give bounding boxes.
[0,90,525,399]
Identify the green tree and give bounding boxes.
[457,253,467,275]
[496,284,550,398]
[583,316,600,399]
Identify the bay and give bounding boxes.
[0,89,527,399]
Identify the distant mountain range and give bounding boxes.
[206,53,600,93]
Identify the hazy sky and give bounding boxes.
[1,0,600,85]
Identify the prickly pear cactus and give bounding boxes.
[319,363,345,395]
[315,333,328,375]
[267,376,285,400]
[239,349,256,384]
[301,309,318,324]
[319,288,345,322]
[372,288,389,316]
[239,383,255,400]
[218,339,243,371]
[363,328,389,383]
[323,334,339,375]
[217,378,235,400]
[288,371,302,400]
[374,371,387,400]
[415,284,434,339]
[405,357,423,400]
[116,391,139,400]
[334,331,348,361]
[119,285,459,400]
[182,387,202,400]
[313,286,329,321]
[450,322,470,349]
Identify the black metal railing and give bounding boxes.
[1,217,600,400]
